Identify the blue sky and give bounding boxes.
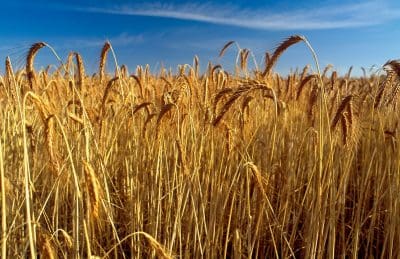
[1,0,400,76]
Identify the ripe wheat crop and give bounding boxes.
[0,35,399,258]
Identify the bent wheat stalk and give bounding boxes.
[103,231,174,259]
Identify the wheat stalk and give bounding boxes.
[103,232,174,259]
[56,229,73,251]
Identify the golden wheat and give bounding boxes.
[0,36,398,258]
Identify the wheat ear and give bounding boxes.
[240,49,250,71]
[26,42,46,89]
[101,76,119,114]
[156,103,175,131]
[322,64,333,78]
[385,60,400,77]
[99,41,111,83]
[308,85,319,124]
[374,69,395,109]
[262,35,303,77]
[73,52,85,90]
[213,88,233,114]
[219,40,235,57]
[245,162,268,199]
[300,64,310,81]
[44,115,60,176]
[5,56,16,100]
[82,160,102,222]
[213,90,244,126]
[132,102,152,116]
[120,64,128,78]
[331,95,352,131]
[296,74,318,100]
[383,60,400,105]
[340,113,349,145]
[37,228,57,259]
[194,55,199,76]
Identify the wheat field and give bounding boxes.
[0,35,399,258]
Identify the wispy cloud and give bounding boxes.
[73,1,400,30]
[59,33,144,49]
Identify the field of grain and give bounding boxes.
[0,35,399,258]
